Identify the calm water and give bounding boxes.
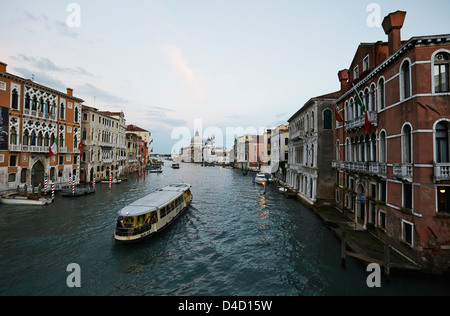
[0,162,449,296]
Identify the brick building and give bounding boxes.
[332,11,450,271]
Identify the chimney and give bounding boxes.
[382,11,407,56]
[0,62,7,73]
[338,69,349,92]
[67,88,73,96]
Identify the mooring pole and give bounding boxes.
[341,231,346,268]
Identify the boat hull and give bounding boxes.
[0,196,53,205]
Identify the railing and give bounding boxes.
[10,144,22,152]
[345,111,377,131]
[115,222,152,237]
[434,163,450,181]
[393,163,413,181]
[332,160,387,177]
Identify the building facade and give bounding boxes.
[126,124,151,163]
[332,11,450,271]
[80,105,126,182]
[270,125,289,181]
[0,61,83,191]
[287,92,339,206]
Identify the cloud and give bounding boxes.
[76,83,125,105]
[162,44,205,102]
[13,55,93,76]
[12,67,66,91]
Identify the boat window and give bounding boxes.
[123,217,134,227]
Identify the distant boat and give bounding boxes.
[101,179,122,184]
[172,163,180,169]
[254,173,267,185]
[0,193,53,205]
[114,183,193,242]
[243,171,248,175]
[149,166,163,173]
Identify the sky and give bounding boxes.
[0,0,449,153]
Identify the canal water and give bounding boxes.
[0,162,449,296]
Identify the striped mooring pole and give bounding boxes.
[51,179,55,200]
[44,174,48,194]
[109,173,112,189]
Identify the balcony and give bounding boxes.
[30,145,48,153]
[290,130,305,141]
[393,163,413,182]
[10,144,22,152]
[332,160,387,177]
[434,163,450,182]
[345,111,377,131]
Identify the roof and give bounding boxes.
[126,125,149,132]
[118,183,191,216]
[288,90,340,122]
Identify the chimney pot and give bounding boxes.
[0,62,7,73]
[67,88,73,96]
[382,11,407,56]
[338,69,349,92]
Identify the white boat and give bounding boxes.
[255,173,267,185]
[0,193,53,205]
[101,179,122,184]
[114,183,193,242]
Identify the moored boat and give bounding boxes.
[101,179,122,184]
[172,163,180,169]
[114,183,192,242]
[0,193,53,205]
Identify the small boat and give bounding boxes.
[171,163,180,169]
[278,187,287,193]
[101,179,122,184]
[114,183,193,242]
[0,193,53,205]
[149,166,163,173]
[254,173,267,185]
[61,187,95,197]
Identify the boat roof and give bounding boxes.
[118,183,191,217]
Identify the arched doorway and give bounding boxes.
[89,167,94,182]
[31,160,45,188]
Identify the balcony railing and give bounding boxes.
[332,160,387,177]
[393,163,413,182]
[434,163,450,182]
[345,111,377,131]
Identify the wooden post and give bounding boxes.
[384,244,390,281]
[341,231,346,268]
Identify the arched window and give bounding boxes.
[434,52,450,93]
[402,124,412,163]
[344,101,349,121]
[323,109,332,130]
[74,106,79,122]
[11,88,19,110]
[24,93,30,110]
[379,131,387,163]
[369,84,376,112]
[435,121,450,163]
[32,96,37,111]
[378,77,385,110]
[23,130,29,146]
[60,102,65,120]
[10,127,17,145]
[401,60,411,99]
[336,140,340,160]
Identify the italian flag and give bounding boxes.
[49,136,58,156]
[354,87,371,133]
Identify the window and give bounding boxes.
[323,109,332,129]
[380,180,387,202]
[75,106,79,122]
[402,220,414,247]
[8,173,16,183]
[437,186,450,213]
[401,60,411,99]
[25,93,30,110]
[9,155,17,166]
[10,127,17,145]
[435,121,449,163]
[354,65,359,80]
[402,124,412,163]
[369,84,376,112]
[363,55,370,71]
[378,78,385,110]
[60,102,65,120]
[434,52,450,93]
[403,183,412,210]
[11,88,19,110]
[379,211,386,230]
[379,131,387,163]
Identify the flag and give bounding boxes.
[49,136,58,156]
[334,104,344,123]
[78,141,83,157]
[353,86,371,133]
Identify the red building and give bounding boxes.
[333,11,450,272]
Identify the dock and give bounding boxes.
[310,205,421,275]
